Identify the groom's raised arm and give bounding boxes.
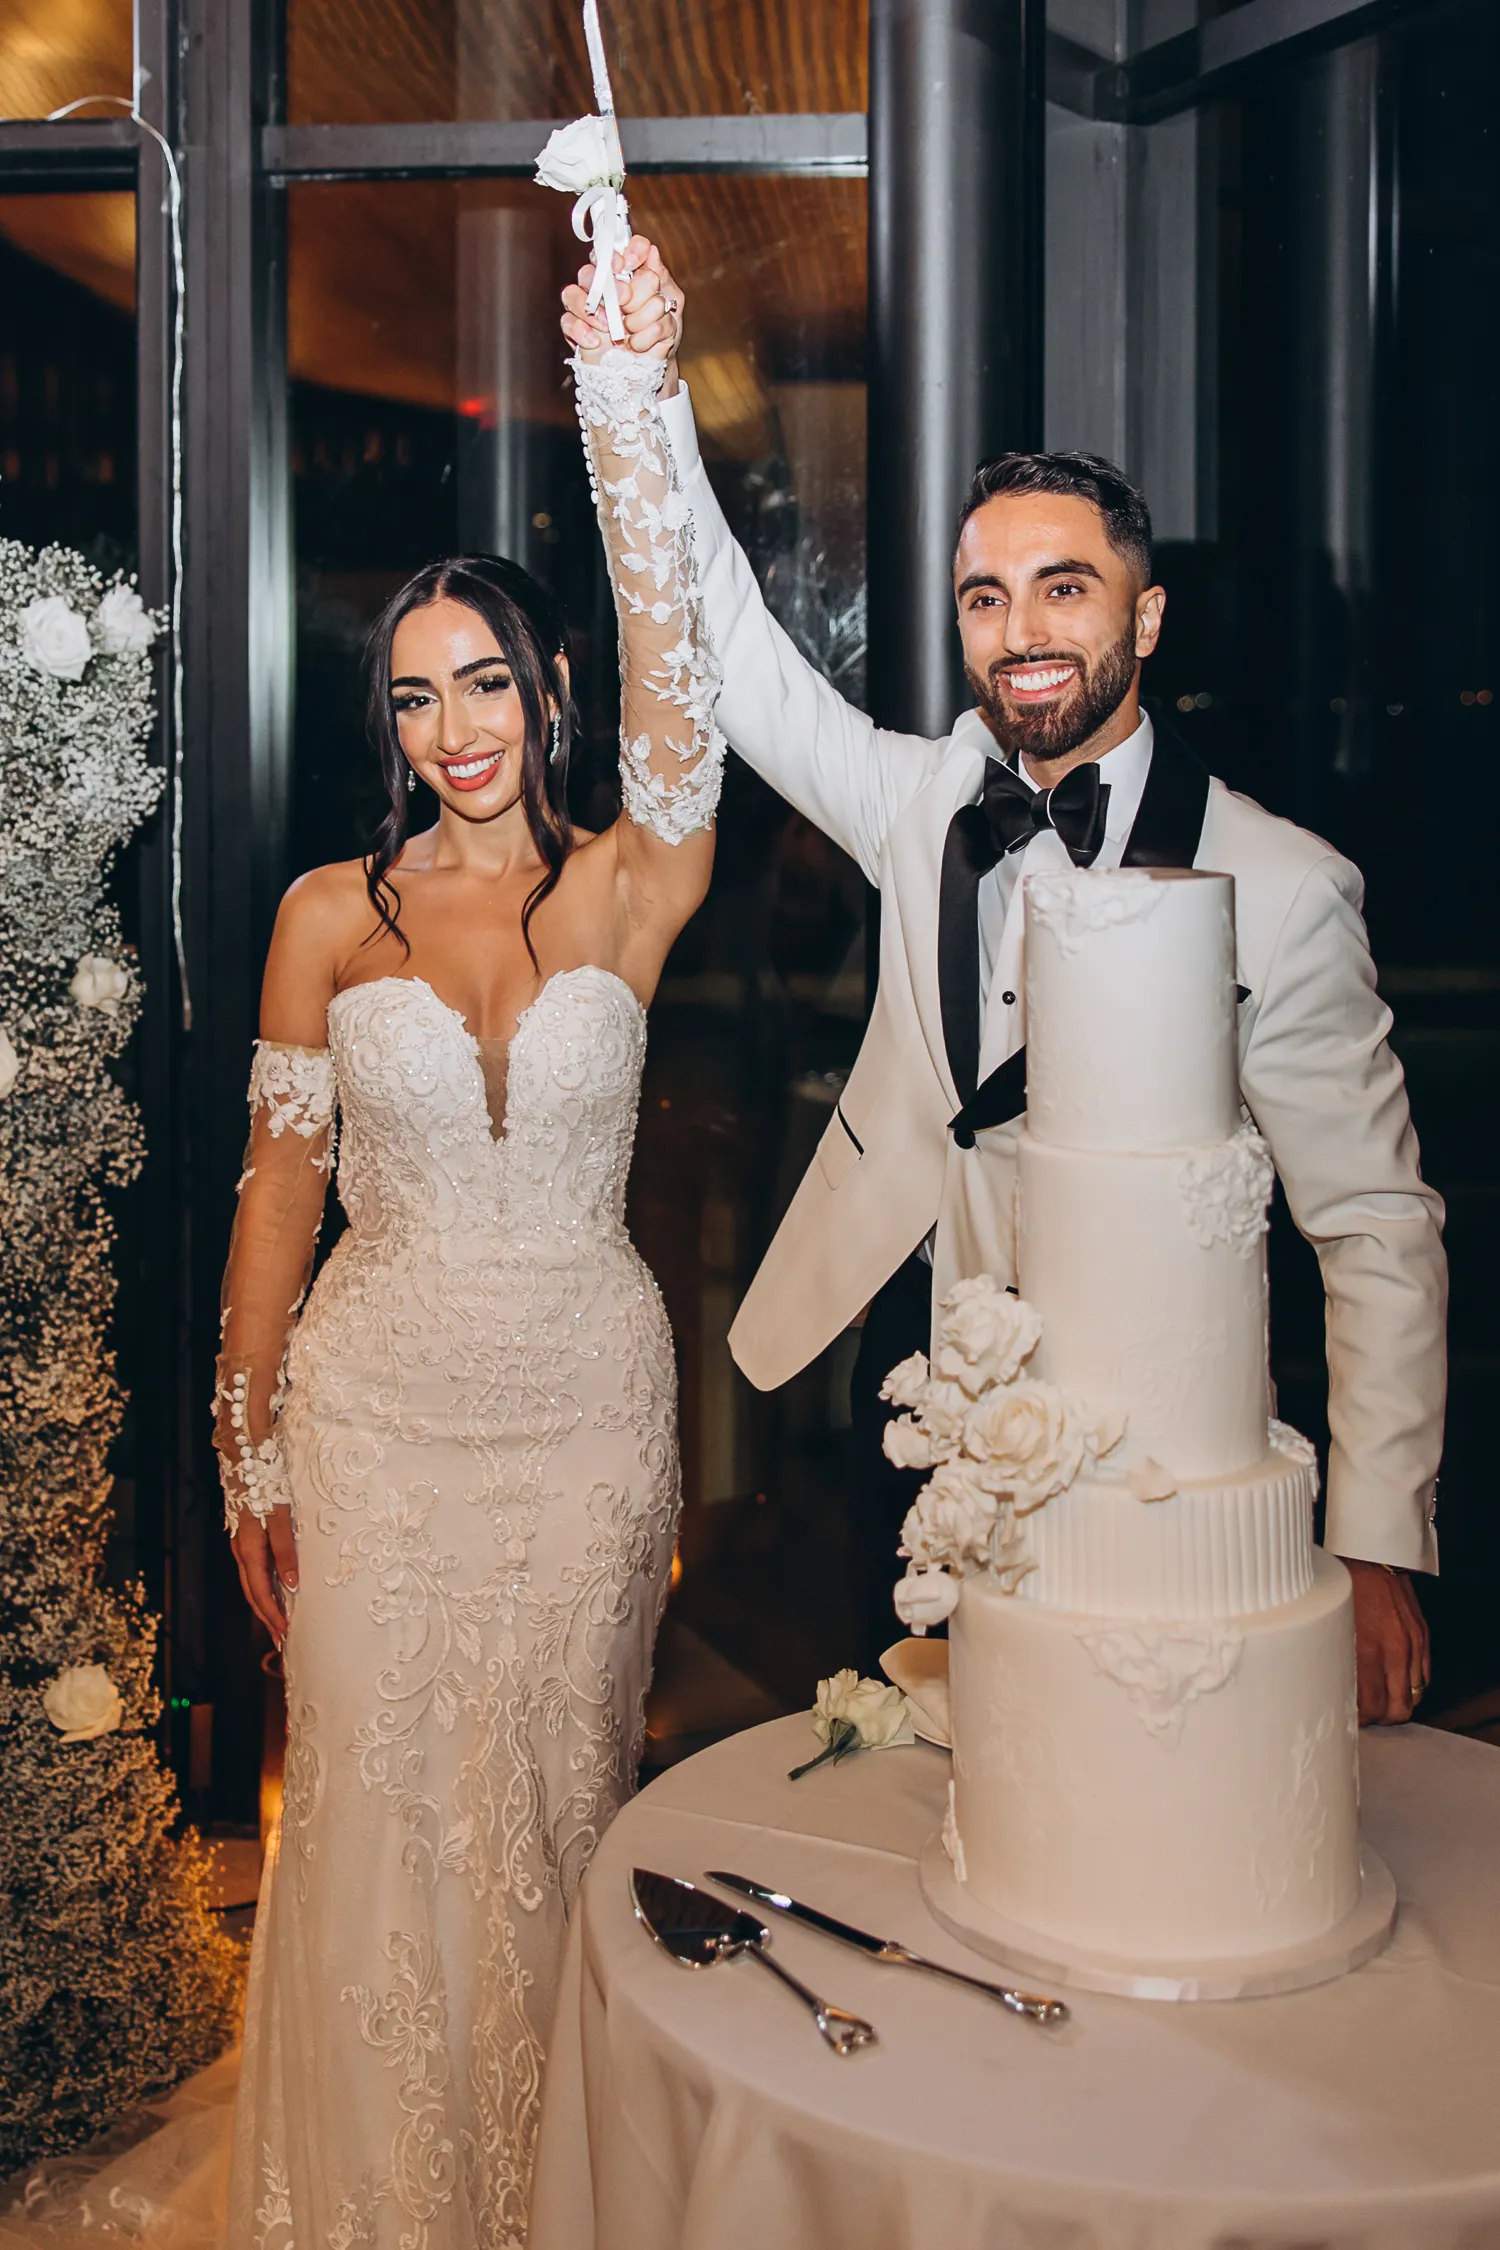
[564,239,945,886]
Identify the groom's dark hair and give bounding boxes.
[956,451,1154,586]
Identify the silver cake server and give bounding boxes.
[630,1869,878,2056]
[705,1870,1069,2024]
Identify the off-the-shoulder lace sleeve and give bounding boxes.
[572,347,725,844]
[213,1041,337,1533]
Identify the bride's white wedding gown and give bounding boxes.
[216,350,723,2250]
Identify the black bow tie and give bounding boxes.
[979,756,1110,869]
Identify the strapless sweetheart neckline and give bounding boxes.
[328,964,647,1050]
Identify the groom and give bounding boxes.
[562,243,1446,1726]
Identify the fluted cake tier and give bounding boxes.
[1012,1425,1318,1618]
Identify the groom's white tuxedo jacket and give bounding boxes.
[660,390,1446,1574]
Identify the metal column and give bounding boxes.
[867,0,1046,737]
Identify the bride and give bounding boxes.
[214,246,708,2249]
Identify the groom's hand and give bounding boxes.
[561,233,685,397]
[1344,1557,1431,1724]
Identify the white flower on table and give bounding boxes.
[0,1028,19,1099]
[789,1668,915,1779]
[19,594,93,682]
[43,1662,124,1743]
[94,583,157,658]
[933,1276,1042,1395]
[535,113,623,193]
[71,954,130,1013]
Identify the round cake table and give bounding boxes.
[529,1714,1500,2250]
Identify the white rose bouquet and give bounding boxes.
[882,1275,1127,1617]
[789,1669,916,1779]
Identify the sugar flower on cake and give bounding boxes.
[43,1662,124,1744]
[901,1457,997,1570]
[933,1275,1042,1395]
[19,593,94,682]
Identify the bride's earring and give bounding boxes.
[550,714,562,764]
[407,767,416,794]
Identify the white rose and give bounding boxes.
[892,1564,961,1634]
[535,113,623,194]
[20,594,93,682]
[0,1028,19,1098]
[43,1662,124,1744]
[963,1379,1089,1507]
[813,1669,915,1751]
[879,1350,930,1411]
[71,954,130,1013]
[910,1375,970,1450]
[94,584,156,658]
[934,1277,1043,1395]
[882,1413,938,1473]
[900,1457,996,1570]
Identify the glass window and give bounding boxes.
[286,0,866,126]
[1048,0,1500,1702]
[285,169,868,1753]
[0,192,136,563]
[0,1,135,121]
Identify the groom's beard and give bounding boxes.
[966,621,1139,766]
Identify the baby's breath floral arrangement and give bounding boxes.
[0,541,239,2174]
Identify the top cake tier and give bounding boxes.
[1024,868,1239,1152]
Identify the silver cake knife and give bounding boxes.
[705,1872,1069,2024]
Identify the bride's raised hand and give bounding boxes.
[561,233,685,396]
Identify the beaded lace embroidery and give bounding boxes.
[572,349,725,844]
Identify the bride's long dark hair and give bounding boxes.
[362,555,576,964]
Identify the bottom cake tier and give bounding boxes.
[945,1548,1375,1978]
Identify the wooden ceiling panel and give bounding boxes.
[288,173,864,451]
[287,0,867,125]
[0,0,132,123]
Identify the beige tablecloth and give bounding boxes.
[530,1716,1500,2250]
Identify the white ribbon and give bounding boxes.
[573,182,631,343]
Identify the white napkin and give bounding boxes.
[880,1639,951,1748]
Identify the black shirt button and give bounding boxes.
[1001,989,1017,1006]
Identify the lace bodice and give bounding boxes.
[329,966,646,1249]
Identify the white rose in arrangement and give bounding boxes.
[43,1662,124,1744]
[71,954,130,1013]
[892,1564,961,1635]
[882,1413,939,1473]
[0,1027,19,1099]
[901,1456,997,1570]
[933,1276,1043,1396]
[19,594,93,682]
[963,1379,1091,1509]
[911,1374,972,1451]
[878,1349,930,1412]
[94,583,157,658]
[790,1668,915,1777]
[535,113,623,194]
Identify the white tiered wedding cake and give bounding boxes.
[892,867,1396,2000]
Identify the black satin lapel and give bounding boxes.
[950,1045,1027,1150]
[1122,709,1211,870]
[938,805,990,1105]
